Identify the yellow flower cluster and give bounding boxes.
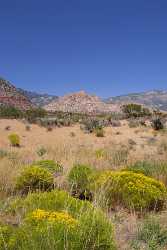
[95,170,167,211]
[30,209,78,228]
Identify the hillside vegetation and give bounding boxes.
[0,101,167,249]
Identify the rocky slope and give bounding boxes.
[17,88,58,107]
[105,90,167,111]
[0,78,33,110]
[45,91,120,114]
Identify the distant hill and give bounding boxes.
[17,88,58,107]
[1,76,167,113]
[0,77,33,110]
[45,91,120,114]
[105,90,167,111]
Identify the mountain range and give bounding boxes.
[0,77,167,113]
[105,90,167,111]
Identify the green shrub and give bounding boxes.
[15,166,54,194]
[81,118,103,133]
[36,146,47,157]
[151,118,164,130]
[125,161,167,186]
[94,171,167,211]
[34,160,63,174]
[0,105,23,119]
[0,224,13,249]
[8,133,20,147]
[25,108,47,123]
[0,149,8,158]
[95,128,105,137]
[122,103,151,118]
[68,164,94,200]
[126,161,156,176]
[132,217,167,250]
[7,190,116,250]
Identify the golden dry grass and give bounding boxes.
[0,119,167,167]
[0,119,167,249]
[0,118,166,197]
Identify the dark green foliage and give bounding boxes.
[68,164,94,200]
[0,105,24,118]
[25,108,47,123]
[151,118,164,130]
[122,103,151,118]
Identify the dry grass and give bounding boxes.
[0,119,167,249]
[0,119,167,194]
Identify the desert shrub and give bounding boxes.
[8,133,20,147]
[25,124,31,131]
[112,147,129,166]
[95,149,107,159]
[15,166,54,194]
[34,160,63,174]
[128,119,141,128]
[122,103,151,118]
[46,126,53,131]
[93,171,167,211]
[7,190,116,250]
[81,118,103,133]
[5,125,11,131]
[68,164,94,200]
[95,128,105,137]
[25,108,47,123]
[0,149,8,158]
[128,139,136,146]
[0,105,23,119]
[70,131,76,137]
[36,146,47,157]
[151,118,164,130]
[125,161,167,185]
[110,120,121,127]
[132,217,167,250]
[0,224,13,249]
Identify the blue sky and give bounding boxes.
[0,0,167,97]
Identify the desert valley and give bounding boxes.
[0,77,167,249]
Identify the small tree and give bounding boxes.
[122,103,151,118]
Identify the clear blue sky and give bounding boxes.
[0,0,167,97]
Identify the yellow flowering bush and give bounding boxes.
[27,209,78,228]
[8,133,20,147]
[15,166,54,194]
[6,190,116,250]
[94,171,167,211]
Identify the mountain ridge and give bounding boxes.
[0,77,33,110]
[105,89,167,111]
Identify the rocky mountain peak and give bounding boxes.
[45,91,119,114]
[0,78,33,110]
